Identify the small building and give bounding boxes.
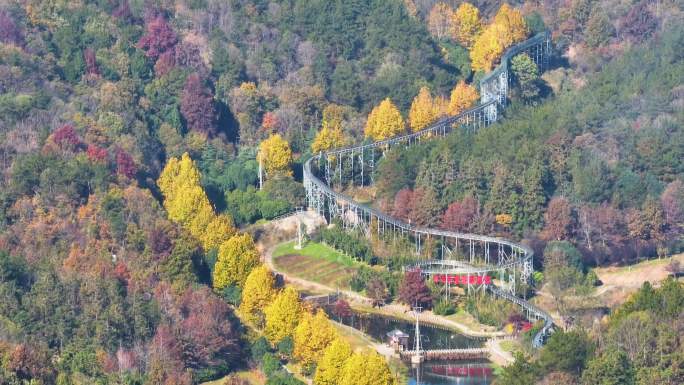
[386,329,409,351]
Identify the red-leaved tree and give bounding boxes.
[399,269,432,309]
[542,196,574,241]
[393,188,414,221]
[180,73,217,135]
[332,299,353,320]
[137,16,177,60]
[86,145,108,163]
[51,124,82,152]
[441,196,479,232]
[115,149,136,178]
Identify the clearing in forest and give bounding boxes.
[272,241,361,289]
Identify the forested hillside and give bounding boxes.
[376,23,684,265]
[0,0,682,384]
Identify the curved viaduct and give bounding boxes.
[303,32,554,348]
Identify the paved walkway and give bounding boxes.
[260,237,509,341]
[258,213,515,365]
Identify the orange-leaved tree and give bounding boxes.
[448,80,479,116]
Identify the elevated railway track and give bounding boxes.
[303,32,554,348]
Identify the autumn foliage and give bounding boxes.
[448,80,479,116]
[137,16,177,60]
[364,98,405,140]
[239,265,277,327]
[471,4,529,72]
[408,86,437,132]
[180,73,217,136]
[213,233,259,290]
[451,2,483,48]
[264,286,303,344]
[258,134,293,176]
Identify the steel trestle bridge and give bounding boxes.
[303,32,553,348]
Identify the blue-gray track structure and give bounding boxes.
[303,32,554,348]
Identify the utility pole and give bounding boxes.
[411,306,424,364]
[258,157,263,190]
[294,217,303,250]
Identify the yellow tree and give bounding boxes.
[312,104,347,153]
[493,3,529,48]
[314,338,353,385]
[470,24,505,72]
[452,2,483,48]
[408,87,436,132]
[264,286,304,344]
[339,351,396,385]
[364,98,405,141]
[427,2,455,40]
[200,214,235,251]
[239,265,277,327]
[258,134,293,176]
[321,104,345,131]
[164,184,214,237]
[157,152,202,201]
[448,81,480,116]
[432,95,450,119]
[213,233,260,290]
[293,309,338,368]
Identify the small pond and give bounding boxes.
[328,308,494,385]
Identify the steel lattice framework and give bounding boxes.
[303,32,553,348]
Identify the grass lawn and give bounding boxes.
[333,321,378,352]
[273,241,363,288]
[499,339,523,353]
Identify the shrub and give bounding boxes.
[433,299,456,316]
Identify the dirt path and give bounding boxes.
[486,338,515,366]
[261,241,507,340]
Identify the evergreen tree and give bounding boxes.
[582,349,635,385]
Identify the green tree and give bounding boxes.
[582,349,635,385]
[585,10,614,48]
[539,330,594,375]
[510,53,541,101]
[494,352,539,385]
